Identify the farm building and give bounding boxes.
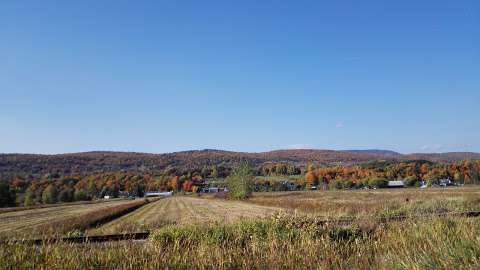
[282,181,298,191]
[431,178,454,187]
[439,178,454,187]
[144,191,173,198]
[203,187,228,193]
[387,180,405,188]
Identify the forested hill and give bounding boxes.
[1,149,479,176]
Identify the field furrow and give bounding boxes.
[91,196,281,235]
[0,200,143,238]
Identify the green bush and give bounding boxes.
[343,180,355,189]
[368,178,388,188]
[329,180,343,190]
[404,176,419,187]
[57,188,74,202]
[73,189,90,201]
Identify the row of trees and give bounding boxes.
[1,160,480,207]
[303,160,480,187]
[1,172,207,207]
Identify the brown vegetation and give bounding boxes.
[248,187,480,217]
[0,199,149,239]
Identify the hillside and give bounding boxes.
[344,149,402,157]
[1,149,479,176]
[403,152,480,163]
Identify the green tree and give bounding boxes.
[0,181,16,207]
[287,165,299,175]
[73,189,89,201]
[368,177,388,188]
[108,186,120,198]
[454,171,464,185]
[276,164,288,175]
[211,165,219,178]
[23,185,39,206]
[57,188,74,202]
[328,180,343,190]
[201,166,210,178]
[404,176,419,187]
[42,184,58,204]
[343,180,355,189]
[227,162,254,200]
[87,181,98,199]
[23,190,36,206]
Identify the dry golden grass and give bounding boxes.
[0,198,126,215]
[3,216,480,269]
[91,196,281,234]
[0,199,146,238]
[2,189,480,269]
[248,186,480,218]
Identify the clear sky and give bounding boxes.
[1,1,479,154]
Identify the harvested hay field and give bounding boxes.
[0,199,146,238]
[248,186,480,218]
[91,196,281,234]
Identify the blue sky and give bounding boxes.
[1,1,479,154]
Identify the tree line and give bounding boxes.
[1,160,480,207]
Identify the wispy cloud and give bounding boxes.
[420,144,444,152]
[336,122,344,129]
[433,144,444,151]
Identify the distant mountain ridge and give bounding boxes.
[343,149,402,157]
[0,149,479,176]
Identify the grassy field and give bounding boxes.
[2,187,480,269]
[90,196,281,234]
[2,215,480,269]
[0,199,147,238]
[3,187,480,238]
[248,186,480,218]
[0,198,127,215]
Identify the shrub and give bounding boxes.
[368,178,388,188]
[329,180,343,190]
[57,188,74,202]
[343,180,355,189]
[23,191,35,207]
[150,217,311,248]
[73,189,90,201]
[0,182,15,207]
[404,176,419,187]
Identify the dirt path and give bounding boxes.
[91,196,282,235]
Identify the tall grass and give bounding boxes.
[2,215,480,269]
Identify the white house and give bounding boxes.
[438,178,453,187]
[387,180,405,188]
[144,191,173,198]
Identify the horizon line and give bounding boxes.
[1,148,479,156]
